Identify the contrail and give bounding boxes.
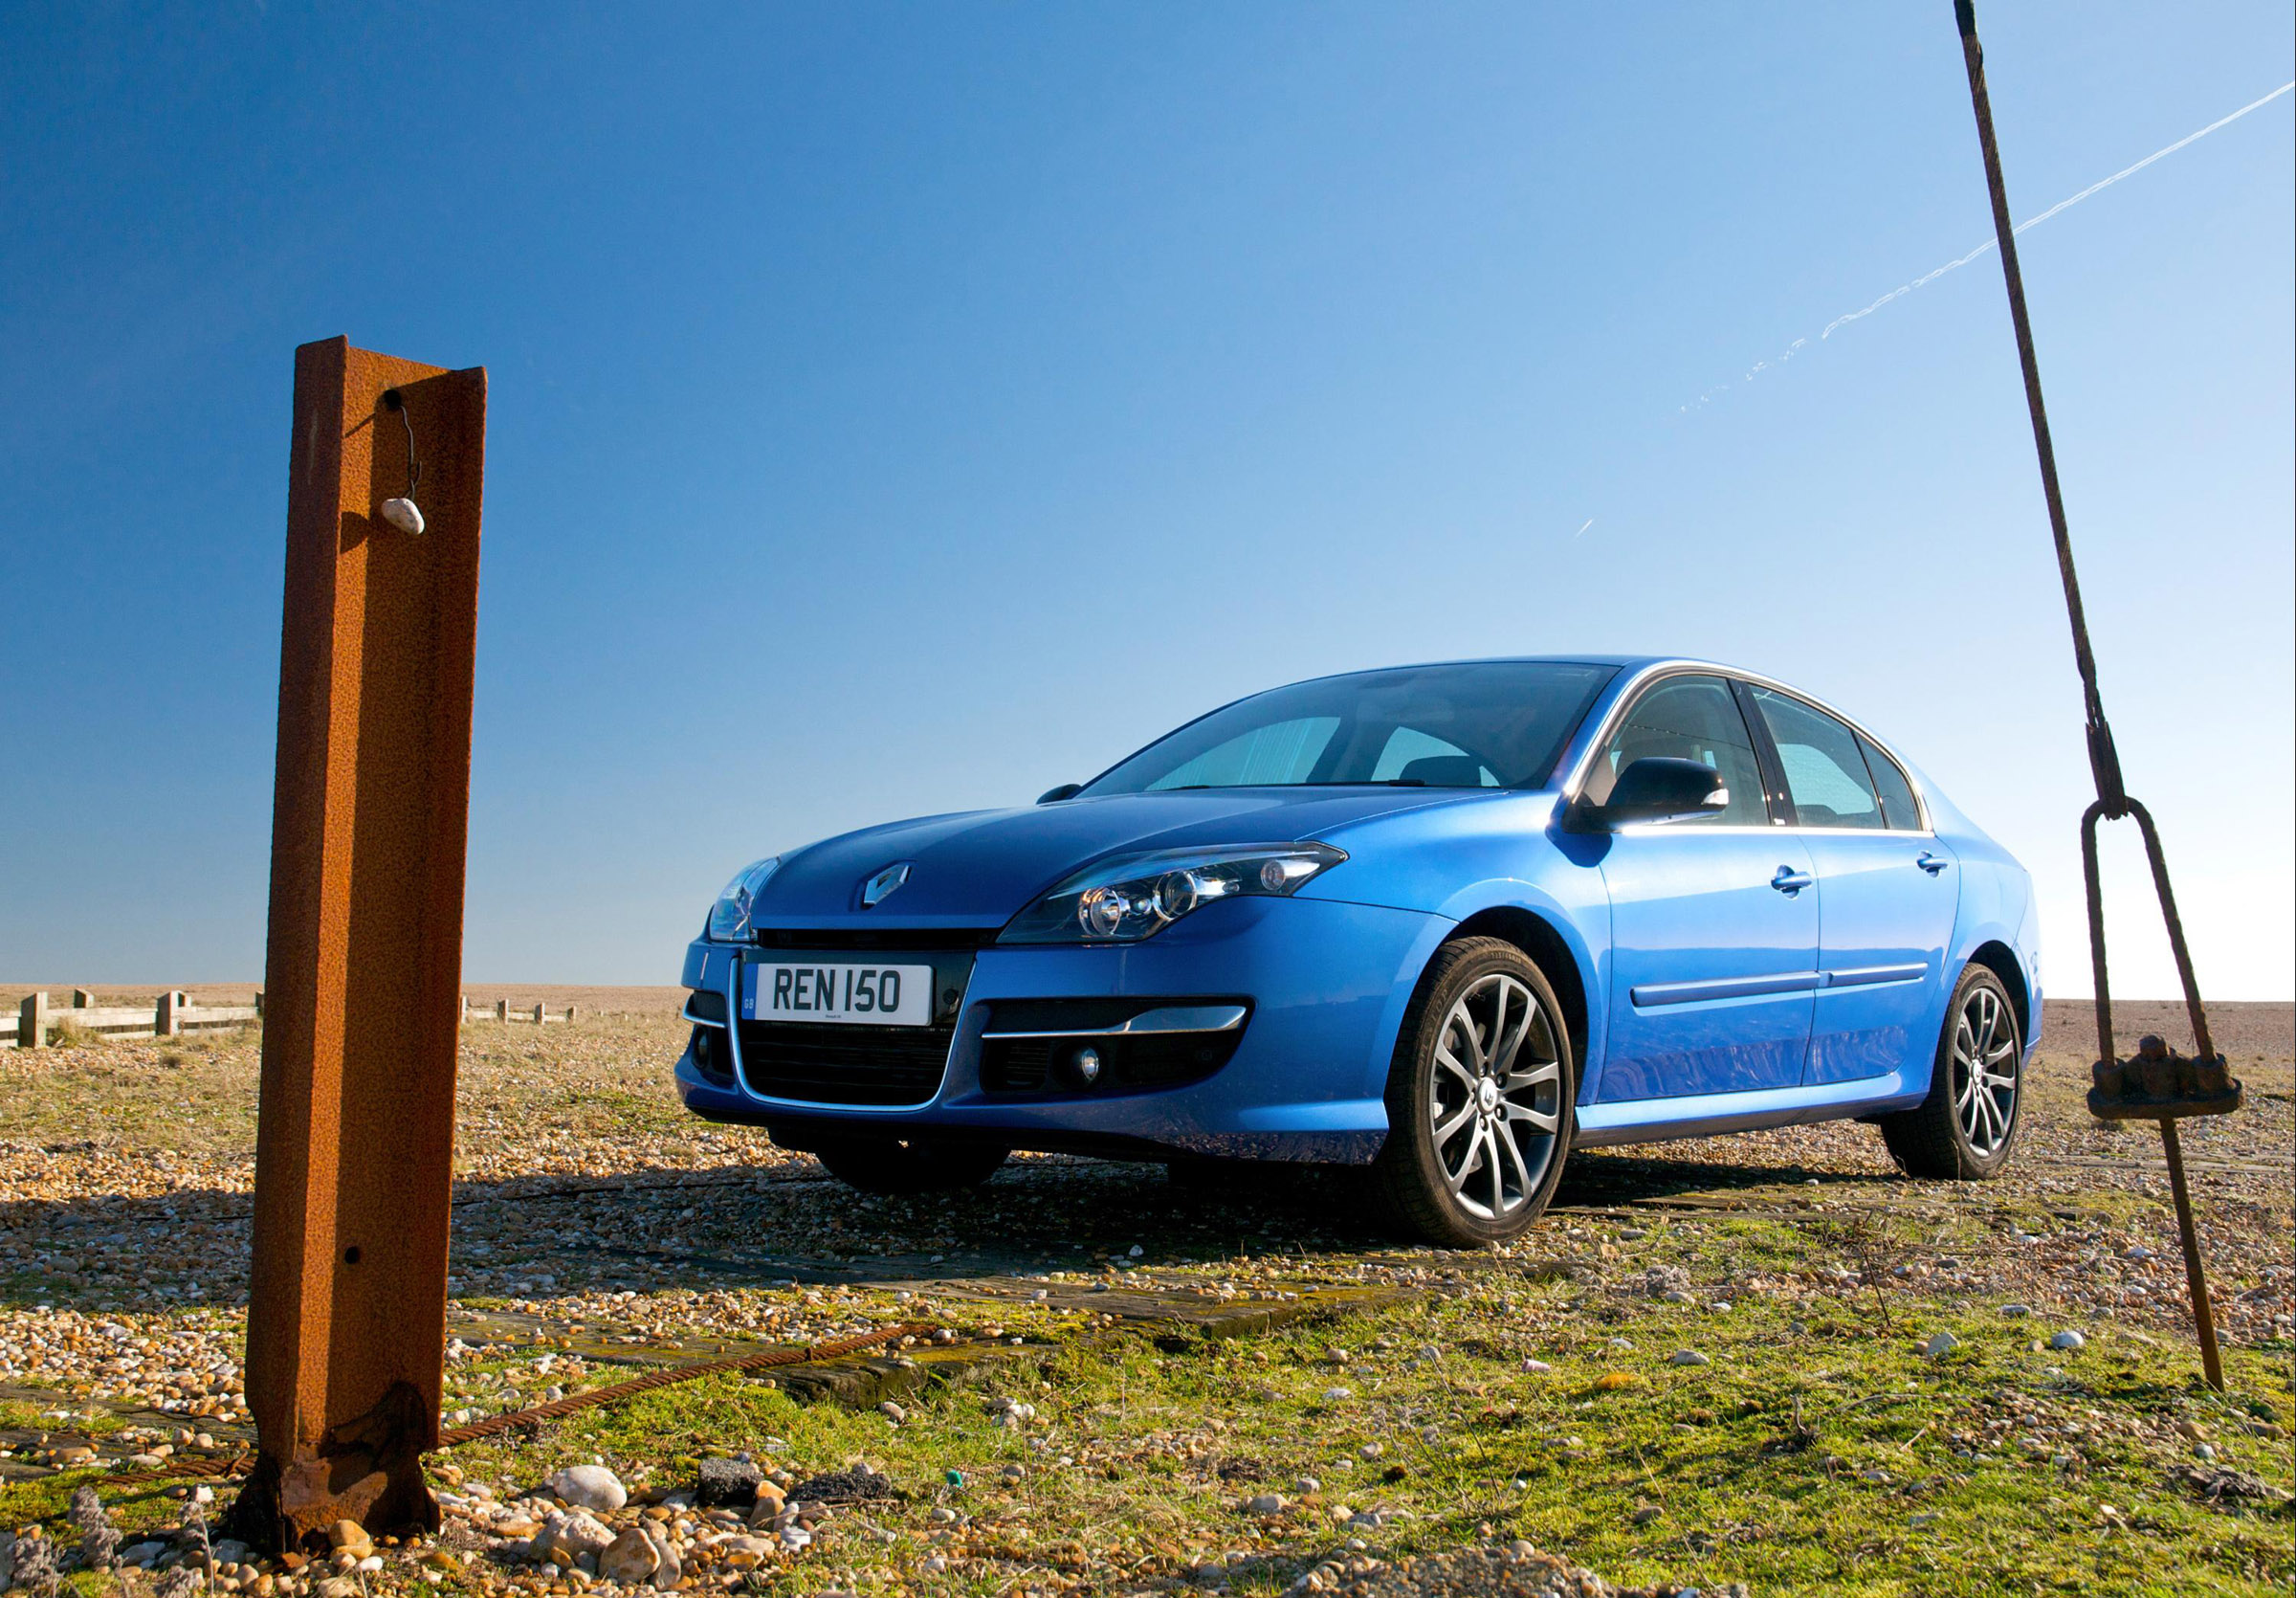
[1679,79,2294,413]
[1573,518,1595,539]
[1821,80,2293,340]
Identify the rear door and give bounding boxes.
[1743,685,1960,1086]
[1588,673,1820,1102]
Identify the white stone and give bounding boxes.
[552,1465,627,1514]
[1668,1349,1711,1366]
[1922,1332,1958,1358]
[2050,1329,2086,1350]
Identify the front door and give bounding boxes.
[1586,674,1820,1101]
[1745,686,1961,1085]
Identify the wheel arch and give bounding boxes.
[1444,905,1592,1078]
[1965,939,2031,1050]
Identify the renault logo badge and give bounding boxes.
[860,861,913,908]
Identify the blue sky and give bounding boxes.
[4,3,2289,998]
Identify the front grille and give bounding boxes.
[736,1020,953,1106]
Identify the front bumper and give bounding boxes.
[673,895,1446,1164]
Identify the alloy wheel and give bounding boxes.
[1427,972,1564,1221]
[1952,985,2019,1156]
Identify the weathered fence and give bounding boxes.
[3,989,577,1047]
[4,989,262,1049]
[459,997,579,1026]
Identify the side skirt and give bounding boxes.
[1573,1071,1926,1149]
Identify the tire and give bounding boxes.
[1372,938,1575,1247]
[1877,965,2023,1180]
[814,1135,1010,1195]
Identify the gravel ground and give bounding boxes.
[0,995,2287,1595]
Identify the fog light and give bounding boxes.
[1070,1046,1103,1086]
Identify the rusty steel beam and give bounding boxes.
[226,338,486,1551]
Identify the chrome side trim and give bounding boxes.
[1628,971,1822,1008]
[980,1004,1248,1041]
[1822,963,1928,989]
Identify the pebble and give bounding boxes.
[2000,1303,2033,1318]
[598,1527,656,1586]
[1922,1332,1958,1358]
[1246,1493,1288,1516]
[1668,1349,1711,1366]
[2050,1329,2086,1350]
[1521,1358,1553,1373]
[552,1463,627,1514]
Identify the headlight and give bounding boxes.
[1000,843,1345,944]
[706,856,782,942]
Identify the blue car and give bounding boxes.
[675,657,2040,1244]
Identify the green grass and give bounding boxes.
[346,1216,2293,1596]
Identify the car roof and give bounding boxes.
[1272,654,1746,681]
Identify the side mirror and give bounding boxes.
[1037,783,1083,805]
[1588,757,1727,828]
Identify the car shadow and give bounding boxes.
[0,1139,1902,1316]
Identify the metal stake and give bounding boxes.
[1953,1,2229,1390]
[2157,1120,2224,1391]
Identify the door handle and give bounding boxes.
[1916,852,1950,876]
[1771,866,1814,895]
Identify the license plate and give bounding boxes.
[742,962,934,1027]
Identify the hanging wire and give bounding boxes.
[381,388,423,498]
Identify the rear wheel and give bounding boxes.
[1372,938,1574,1246]
[1877,965,2022,1180]
[814,1135,1010,1195]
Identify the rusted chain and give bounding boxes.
[96,1321,940,1488]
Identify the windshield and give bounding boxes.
[1081,661,1619,795]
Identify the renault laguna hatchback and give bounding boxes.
[673,657,2040,1244]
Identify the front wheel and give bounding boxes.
[1876,965,2023,1180]
[814,1135,1010,1195]
[1372,938,1575,1246]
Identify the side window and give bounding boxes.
[1857,734,1922,831]
[1750,689,1883,830]
[1147,716,1337,789]
[1371,727,1498,787]
[1584,675,1767,825]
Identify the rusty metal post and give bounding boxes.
[226,338,486,1551]
[2158,1121,2224,1390]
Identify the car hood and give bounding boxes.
[752,788,1463,926]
